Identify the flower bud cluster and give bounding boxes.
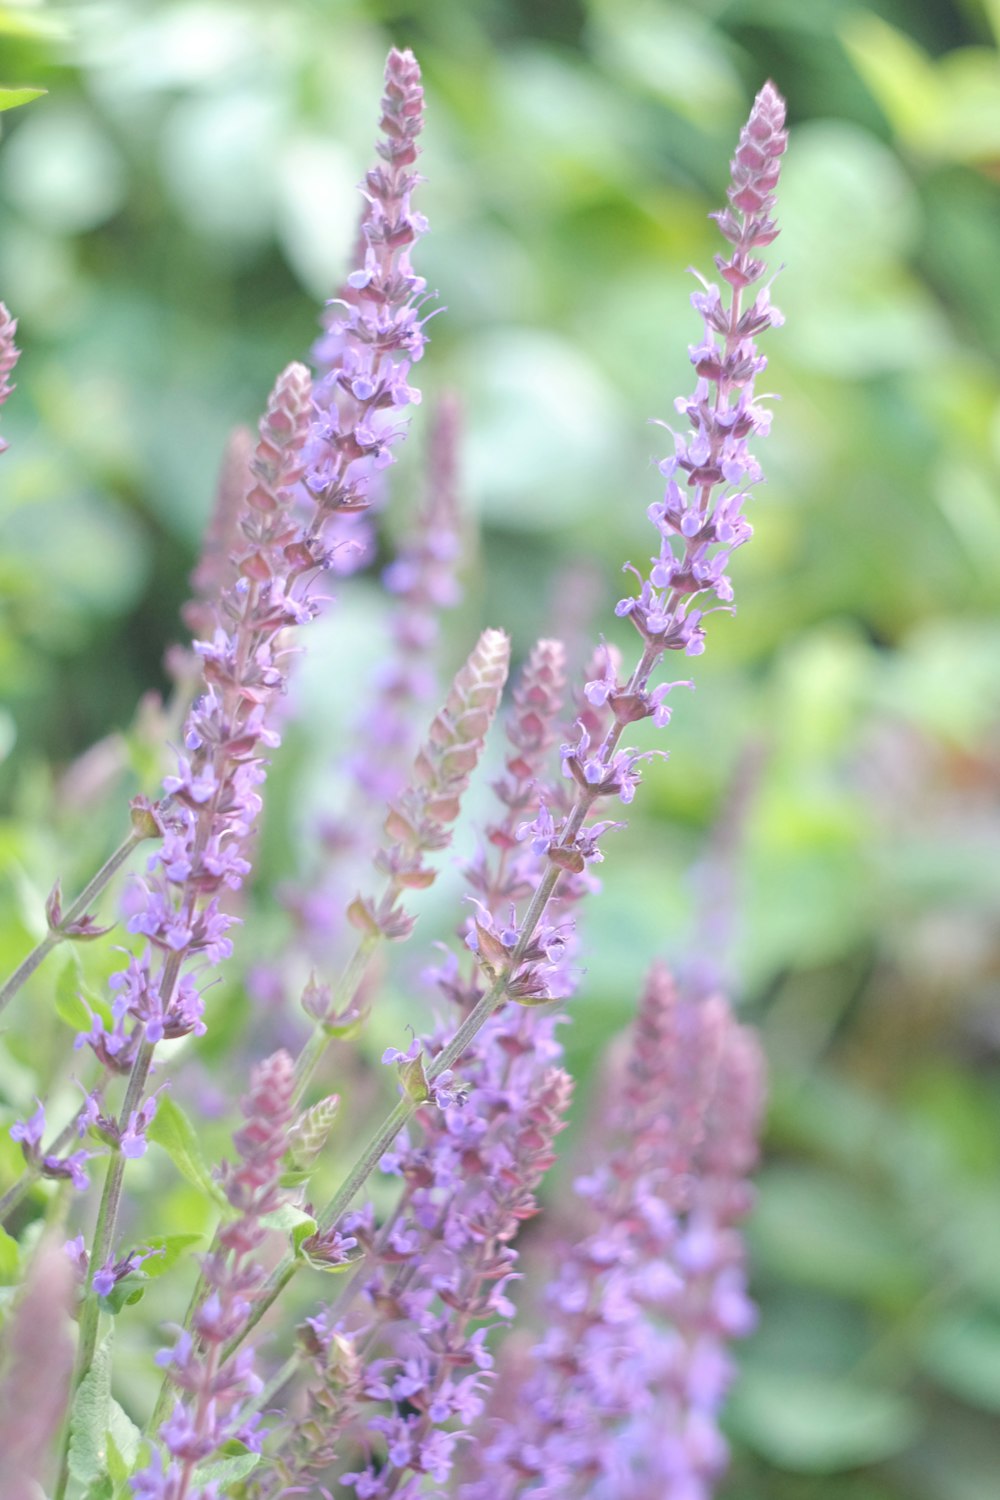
[349,628,510,940]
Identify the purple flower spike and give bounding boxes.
[138,1051,296,1490]
[545,82,786,873]
[0,301,20,455]
[306,48,431,555]
[466,966,766,1499]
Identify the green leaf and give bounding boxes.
[729,1368,919,1472]
[261,1201,318,1256]
[106,1398,141,1484]
[99,1272,147,1314]
[919,1309,1000,1411]
[55,952,91,1032]
[193,1443,261,1488]
[140,1231,203,1279]
[0,8,66,38]
[750,1164,925,1307]
[0,86,47,112]
[68,1333,114,1486]
[147,1096,228,1211]
[0,1223,19,1284]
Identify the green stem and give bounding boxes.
[0,830,146,1018]
[53,1036,156,1500]
[292,931,379,1107]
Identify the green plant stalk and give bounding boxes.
[53,1032,158,1500]
[292,928,380,1105]
[0,829,146,1017]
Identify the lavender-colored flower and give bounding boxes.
[264,645,588,1498]
[464,966,765,1500]
[0,301,20,455]
[304,47,430,565]
[539,82,785,861]
[180,426,255,646]
[10,1098,97,1191]
[0,1237,76,1500]
[348,392,465,807]
[276,395,465,982]
[78,364,313,1090]
[138,1050,297,1498]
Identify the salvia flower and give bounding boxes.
[464,965,765,1499]
[272,647,587,1498]
[543,81,786,872]
[10,1099,96,1192]
[139,1050,297,1497]
[79,363,314,1073]
[349,393,465,807]
[305,47,430,561]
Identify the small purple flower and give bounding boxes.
[10,1099,45,1155]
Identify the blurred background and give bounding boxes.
[3,1,1000,1496]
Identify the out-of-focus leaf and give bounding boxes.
[192,1443,260,1488]
[729,1367,919,1471]
[0,8,64,38]
[147,1096,228,1212]
[750,1164,925,1306]
[0,86,46,111]
[845,14,1000,163]
[140,1231,203,1279]
[55,952,91,1032]
[105,1397,141,1484]
[0,1223,19,1283]
[918,1309,1000,1411]
[68,1333,113,1486]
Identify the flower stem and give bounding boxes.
[0,830,145,1018]
[53,1035,156,1500]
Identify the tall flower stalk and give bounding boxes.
[305,47,429,560]
[463,966,765,1498]
[0,59,789,1500]
[134,1051,297,1499]
[216,79,787,1379]
[55,365,313,1479]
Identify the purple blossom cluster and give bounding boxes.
[0,59,787,1500]
[265,641,600,1495]
[523,81,787,864]
[463,966,764,1499]
[350,626,511,943]
[74,364,315,1096]
[136,1051,297,1499]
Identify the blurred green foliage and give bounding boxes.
[3,0,1000,1495]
